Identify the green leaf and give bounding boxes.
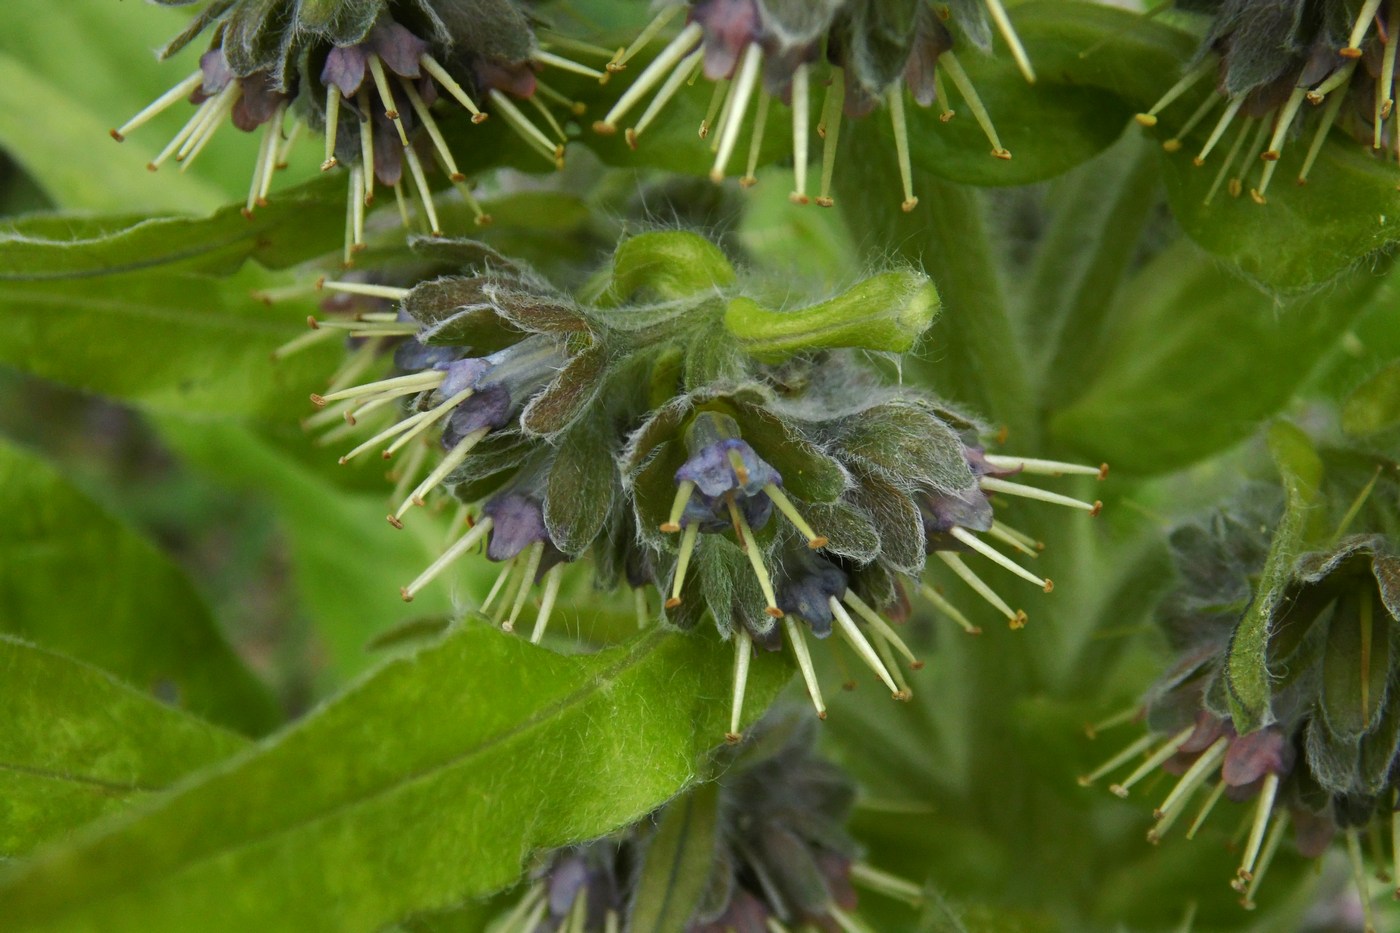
[0,627,790,932]
[545,412,619,557]
[1343,361,1400,437]
[0,636,248,858]
[1050,243,1385,475]
[0,438,278,735]
[0,265,336,421]
[629,781,721,933]
[1224,422,1323,732]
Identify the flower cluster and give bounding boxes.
[1082,461,1400,928]
[112,0,608,259]
[493,707,923,932]
[293,229,1106,740]
[594,0,1033,211]
[1138,0,1399,203]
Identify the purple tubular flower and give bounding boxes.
[675,438,781,531]
[482,493,548,562]
[691,0,761,79]
[778,562,848,638]
[321,45,367,96]
[442,382,512,447]
[1222,726,1295,790]
[438,357,492,398]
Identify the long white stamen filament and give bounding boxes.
[726,497,783,616]
[1162,93,1220,153]
[917,583,982,635]
[790,63,811,204]
[489,89,563,166]
[146,95,212,171]
[983,455,1107,478]
[401,79,464,180]
[273,326,339,360]
[338,402,440,464]
[389,438,430,506]
[783,618,826,719]
[985,522,1039,557]
[1194,96,1245,165]
[402,144,442,235]
[381,387,475,459]
[633,587,649,629]
[728,627,752,742]
[1184,777,1228,839]
[661,480,694,532]
[1085,705,1140,738]
[245,112,282,215]
[1237,118,1271,202]
[626,50,703,148]
[318,280,411,301]
[1234,772,1280,886]
[1108,726,1194,797]
[816,69,844,207]
[1077,732,1155,786]
[313,370,442,406]
[349,164,367,254]
[323,339,383,395]
[278,119,303,169]
[449,176,491,226]
[937,552,1025,627]
[113,70,205,141]
[366,54,408,145]
[390,426,489,524]
[492,557,528,626]
[400,517,494,602]
[1380,3,1399,123]
[506,541,546,632]
[828,905,875,933]
[843,593,920,668]
[419,55,485,120]
[849,863,925,905]
[177,86,239,169]
[700,78,731,141]
[1204,116,1254,206]
[1298,85,1348,183]
[980,476,1101,514]
[1153,735,1228,822]
[1261,87,1309,161]
[939,53,1011,158]
[1345,829,1378,933]
[950,527,1053,591]
[497,884,545,933]
[711,44,762,182]
[1241,810,1290,909]
[741,91,771,186]
[358,90,376,203]
[610,5,683,71]
[255,105,287,205]
[868,618,915,695]
[984,0,1036,83]
[1135,60,1213,126]
[666,523,699,607]
[535,80,586,116]
[887,83,918,211]
[598,23,703,131]
[1345,0,1386,55]
[481,560,515,613]
[175,90,231,161]
[533,50,605,79]
[323,86,342,170]
[762,484,827,547]
[830,596,900,695]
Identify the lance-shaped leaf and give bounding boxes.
[1224,422,1323,732]
[0,636,247,858]
[0,438,278,735]
[0,627,790,932]
[628,781,721,933]
[724,271,939,362]
[545,411,619,557]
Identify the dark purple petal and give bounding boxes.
[444,382,513,446]
[199,48,234,95]
[778,563,848,638]
[322,45,368,96]
[483,493,549,561]
[368,21,429,78]
[1222,727,1294,787]
[440,357,492,397]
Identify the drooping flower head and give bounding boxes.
[593,0,1032,211]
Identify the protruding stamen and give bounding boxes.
[740,91,771,187]
[1236,118,1271,202]
[252,105,287,208]
[176,85,238,170]
[357,90,376,203]
[381,387,475,459]
[1077,732,1155,787]
[392,180,412,228]
[318,279,411,301]
[1184,777,1228,839]
[828,906,872,933]
[830,596,900,696]
[980,476,1101,514]
[1261,87,1309,162]
[666,523,699,607]
[533,50,605,80]
[527,93,569,145]
[711,44,762,182]
[1344,0,1386,56]
[1194,97,1245,165]
[1380,3,1400,124]
[726,496,783,617]
[983,455,1108,478]
[1134,60,1212,127]
[400,517,494,602]
[728,627,752,743]
[790,64,811,204]
[917,583,983,635]
[869,629,913,699]
[625,50,703,148]
[1297,86,1348,184]
[661,480,695,532]
[815,69,844,207]
[939,52,1011,159]
[699,78,730,141]
[784,617,826,719]
[985,522,1039,557]
[390,426,489,525]
[597,22,703,132]
[338,400,441,464]
[401,79,464,181]
[481,559,515,614]
[449,176,492,226]
[984,0,1036,83]
[402,144,442,235]
[322,85,342,170]
[1162,93,1220,152]
[1107,726,1194,797]
[506,541,546,631]
[388,437,430,507]
[610,5,683,71]
[313,370,442,407]
[887,83,919,211]
[420,54,486,121]
[1203,116,1255,206]
[112,70,205,142]
[843,593,920,670]
[348,164,367,256]
[761,484,827,548]
[1084,705,1139,739]
[949,527,1053,592]
[850,863,925,906]
[488,89,564,167]
[632,586,649,629]
[1234,772,1280,888]
[937,552,1025,627]
[1152,735,1228,824]
[1240,809,1289,909]
[146,96,212,171]
[492,557,528,628]
[272,325,339,361]
[366,54,408,145]
[1345,829,1379,933]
